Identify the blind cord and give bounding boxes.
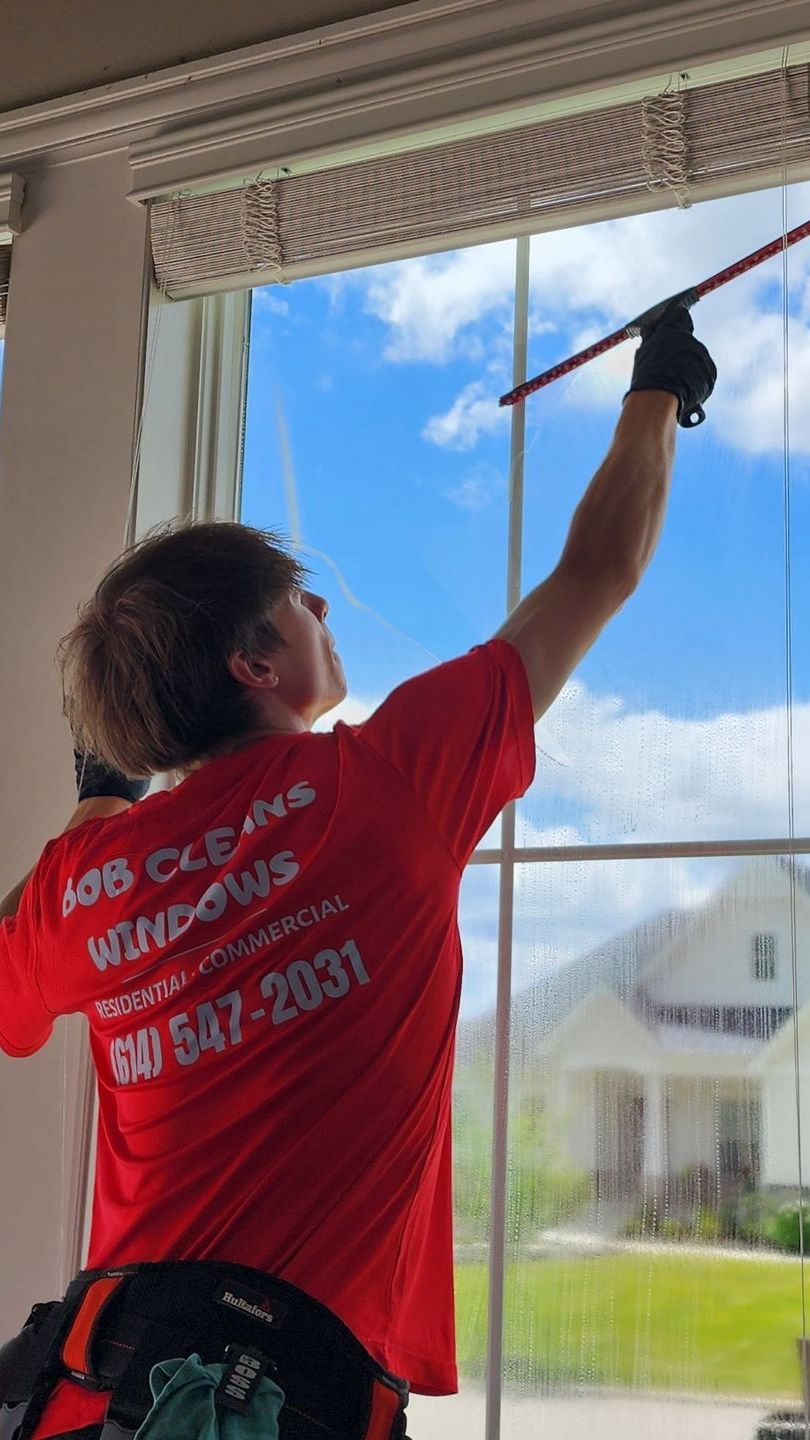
[777,46,808,1434]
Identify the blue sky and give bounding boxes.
[242,181,810,1014]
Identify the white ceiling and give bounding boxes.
[0,0,405,112]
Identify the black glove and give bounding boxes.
[626,293,717,428]
[74,751,150,804]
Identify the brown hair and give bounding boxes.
[59,521,307,776]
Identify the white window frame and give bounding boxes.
[135,287,250,536]
[73,283,251,1273]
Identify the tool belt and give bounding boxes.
[0,1260,409,1440]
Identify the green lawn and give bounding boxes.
[455,1252,810,1397]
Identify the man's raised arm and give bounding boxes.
[497,302,716,721]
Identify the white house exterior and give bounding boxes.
[537,858,810,1199]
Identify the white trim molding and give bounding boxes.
[135,289,249,535]
[190,291,250,524]
[0,0,806,197]
[0,172,24,242]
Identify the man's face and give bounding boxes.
[268,587,347,724]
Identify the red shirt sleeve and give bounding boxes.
[0,876,54,1057]
[355,638,536,869]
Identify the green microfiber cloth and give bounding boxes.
[133,1353,285,1440]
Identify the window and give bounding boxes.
[242,176,810,1439]
[753,933,777,982]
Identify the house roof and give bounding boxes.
[457,906,688,1063]
[752,1002,810,1070]
[458,857,810,1066]
[634,854,810,996]
[543,986,664,1071]
[540,1002,760,1076]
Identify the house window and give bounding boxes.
[752,933,776,981]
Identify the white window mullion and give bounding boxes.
[135,287,251,537]
[485,234,530,1440]
[495,836,810,863]
[191,290,251,524]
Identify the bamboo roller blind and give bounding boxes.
[0,247,10,333]
[150,63,810,300]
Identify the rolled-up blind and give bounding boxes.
[0,246,10,333]
[150,62,810,300]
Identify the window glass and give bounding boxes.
[503,854,808,1437]
[519,181,810,847]
[242,242,514,704]
[408,864,498,1439]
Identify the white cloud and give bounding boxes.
[551,239,810,454]
[444,475,497,511]
[709,303,810,454]
[529,679,803,843]
[362,242,516,362]
[359,184,810,456]
[253,289,290,316]
[464,677,810,1011]
[313,692,377,730]
[321,675,805,863]
[421,381,509,451]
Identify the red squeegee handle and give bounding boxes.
[499,218,810,407]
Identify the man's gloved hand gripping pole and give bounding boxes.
[624,297,717,428]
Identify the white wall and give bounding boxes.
[763,1068,797,1187]
[552,997,658,1076]
[761,1065,810,1188]
[549,1070,594,1173]
[557,1073,763,1178]
[667,1079,720,1173]
[0,154,149,883]
[0,0,404,112]
[644,892,810,1011]
[0,151,149,1326]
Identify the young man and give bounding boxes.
[0,305,715,1440]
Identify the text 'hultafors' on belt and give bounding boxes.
[0,1260,409,1440]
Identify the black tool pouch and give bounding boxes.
[0,1303,66,1440]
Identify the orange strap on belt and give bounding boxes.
[364,1378,403,1440]
[61,1274,126,1381]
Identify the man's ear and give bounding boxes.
[228,650,280,691]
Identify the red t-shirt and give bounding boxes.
[0,639,534,1418]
